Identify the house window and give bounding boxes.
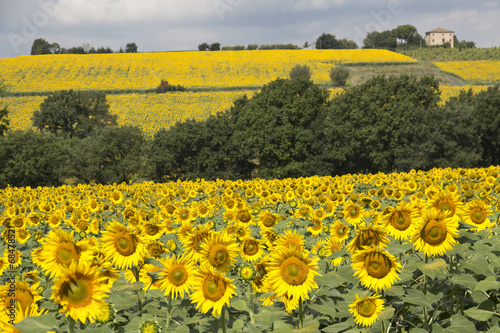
[442,38,445,42]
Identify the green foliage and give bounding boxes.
[0,80,9,136]
[289,64,312,80]
[209,42,221,51]
[69,125,147,184]
[400,47,499,62]
[329,66,350,86]
[315,33,358,49]
[246,44,259,50]
[471,85,500,166]
[317,74,475,174]
[230,78,330,178]
[32,90,118,138]
[0,130,70,187]
[258,43,301,50]
[156,79,186,93]
[125,42,138,53]
[363,30,397,51]
[221,45,246,51]
[198,42,209,51]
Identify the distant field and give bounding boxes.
[0,49,417,94]
[402,47,500,62]
[4,86,485,136]
[434,60,500,84]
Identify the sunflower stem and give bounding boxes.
[166,295,172,330]
[423,254,429,330]
[248,283,255,324]
[298,297,304,329]
[220,306,227,333]
[68,316,76,333]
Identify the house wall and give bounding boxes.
[425,31,454,48]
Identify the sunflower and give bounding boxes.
[266,246,321,301]
[343,202,365,226]
[307,218,324,236]
[0,258,7,276]
[190,267,237,317]
[158,254,196,299]
[382,201,418,241]
[37,230,93,278]
[351,246,401,292]
[411,208,459,257]
[146,242,166,258]
[109,190,124,205]
[462,199,494,232]
[349,294,385,327]
[15,228,31,245]
[427,191,464,224]
[274,229,305,251]
[3,248,22,270]
[101,220,147,270]
[347,224,389,254]
[199,232,239,272]
[330,220,350,242]
[240,237,265,262]
[258,210,280,229]
[50,261,111,324]
[0,280,43,325]
[140,221,164,241]
[324,237,345,267]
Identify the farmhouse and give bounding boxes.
[425,26,455,48]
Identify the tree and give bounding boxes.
[198,43,209,51]
[391,25,421,49]
[337,38,358,49]
[70,126,147,184]
[0,131,70,188]
[209,42,221,51]
[363,30,397,50]
[230,78,330,178]
[32,90,118,139]
[471,85,500,166]
[329,66,350,86]
[315,33,339,49]
[289,64,312,80]
[31,38,52,55]
[126,42,138,53]
[0,80,9,136]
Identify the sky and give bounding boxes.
[1,0,499,58]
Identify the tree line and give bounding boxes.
[0,76,499,188]
[31,38,138,55]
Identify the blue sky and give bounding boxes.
[1,0,499,58]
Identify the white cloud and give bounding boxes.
[289,0,346,12]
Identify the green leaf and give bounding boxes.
[307,301,336,318]
[14,314,58,333]
[272,321,296,332]
[450,274,479,290]
[462,253,492,275]
[474,276,500,292]
[81,327,114,333]
[293,320,320,332]
[404,289,442,308]
[416,258,448,279]
[464,307,495,321]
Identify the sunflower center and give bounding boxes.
[238,211,251,223]
[114,231,137,256]
[146,224,159,235]
[13,218,24,228]
[280,256,309,286]
[438,201,455,216]
[179,211,190,220]
[169,266,188,286]
[6,288,33,313]
[262,216,276,227]
[356,230,381,250]
[202,276,226,302]
[208,244,229,268]
[56,242,79,265]
[336,226,347,237]
[244,240,259,256]
[471,210,486,225]
[62,278,93,308]
[421,220,447,245]
[364,252,391,279]
[349,207,359,218]
[358,299,377,318]
[392,211,411,231]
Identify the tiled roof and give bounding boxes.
[426,26,454,33]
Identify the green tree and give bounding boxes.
[471,85,500,166]
[230,78,330,178]
[315,33,339,49]
[329,65,350,86]
[289,64,312,80]
[31,38,52,55]
[0,81,9,136]
[126,42,138,53]
[318,75,444,174]
[0,131,70,188]
[198,42,209,51]
[363,30,397,50]
[32,90,117,138]
[391,25,422,49]
[209,42,221,51]
[70,126,147,184]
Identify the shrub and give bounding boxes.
[246,44,259,50]
[289,64,312,80]
[329,66,350,86]
[156,79,185,93]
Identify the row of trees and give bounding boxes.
[363,24,476,51]
[0,76,499,188]
[31,38,138,55]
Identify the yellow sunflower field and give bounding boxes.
[2,165,500,332]
[434,60,500,84]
